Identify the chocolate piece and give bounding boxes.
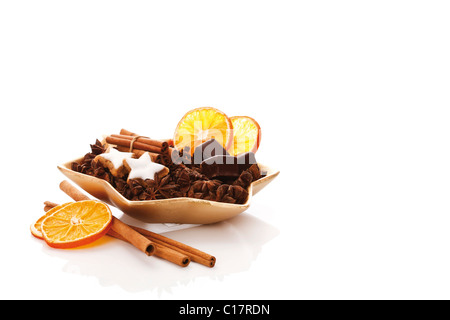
[200,152,257,180]
[193,139,229,164]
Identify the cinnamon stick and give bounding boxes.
[106,136,164,154]
[120,128,138,136]
[131,225,216,268]
[117,129,170,153]
[59,180,90,201]
[109,217,155,256]
[110,134,167,149]
[43,201,59,208]
[158,153,173,167]
[161,138,174,148]
[115,146,159,161]
[107,229,190,267]
[120,129,173,149]
[58,180,155,256]
[167,146,176,156]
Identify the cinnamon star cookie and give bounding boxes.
[93,147,135,177]
[124,152,169,181]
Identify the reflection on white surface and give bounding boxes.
[38,213,279,294]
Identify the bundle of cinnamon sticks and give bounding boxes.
[45,180,216,268]
[105,129,175,162]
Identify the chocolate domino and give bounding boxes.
[200,152,257,179]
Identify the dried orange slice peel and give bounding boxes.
[30,203,72,239]
[174,107,233,155]
[40,200,112,249]
[229,116,261,156]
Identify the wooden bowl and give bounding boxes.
[57,158,279,224]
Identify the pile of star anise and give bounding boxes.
[71,140,262,204]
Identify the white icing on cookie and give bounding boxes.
[99,148,134,169]
[125,152,167,180]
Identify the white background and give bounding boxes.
[1,0,450,300]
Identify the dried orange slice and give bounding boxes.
[41,200,112,249]
[229,116,261,156]
[173,107,233,155]
[30,203,72,239]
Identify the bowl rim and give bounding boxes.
[58,156,279,208]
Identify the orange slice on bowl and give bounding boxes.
[229,116,261,156]
[30,203,72,239]
[41,200,112,249]
[173,107,233,155]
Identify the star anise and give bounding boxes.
[214,184,248,204]
[190,167,208,181]
[187,180,204,198]
[228,185,249,204]
[215,184,233,203]
[93,166,110,182]
[90,139,105,155]
[246,164,262,181]
[83,152,96,164]
[128,179,144,196]
[182,165,207,181]
[143,174,180,199]
[138,187,159,200]
[173,166,191,193]
[79,162,94,175]
[114,177,133,199]
[233,170,253,189]
[187,179,222,200]
[71,162,81,172]
[71,139,106,175]
[120,185,133,200]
